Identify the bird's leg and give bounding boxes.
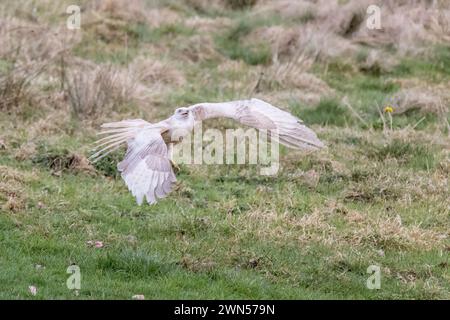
[167,143,180,173]
[170,160,180,173]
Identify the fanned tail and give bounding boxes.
[89,119,151,163]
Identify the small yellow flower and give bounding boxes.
[384,106,394,113]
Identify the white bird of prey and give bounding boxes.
[90,98,324,205]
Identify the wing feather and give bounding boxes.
[118,129,176,205]
[188,98,324,150]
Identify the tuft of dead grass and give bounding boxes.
[283,149,350,178]
[14,142,37,161]
[242,53,335,105]
[255,0,317,21]
[246,24,357,64]
[390,85,450,115]
[145,8,181,28]
[260,62,333,96]
[0,61,45,112]
[0,165,27,212]
[184,0,224,13]
[65,63,148,119]
[0,0,70,24]
[253,0,450,65]
[32,148,95,175]
[185,0,256,13]
[179,254,216,273]
[346,215,447,250]
[89,0,149,24]
[176,35,221,63]
[129,57,185,86]
[357,49,398,74]
[354,4,450,55]
[0,18,80,63]
[0,18,81,113]
[287,169,320,189]
[242,205,447,251]
[83,2,180,44]
[244,26,297,63]
[185,16,233,33]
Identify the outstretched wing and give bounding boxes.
[117,128,176,205]
[188,98,324,150]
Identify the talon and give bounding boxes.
[170,160,180,173]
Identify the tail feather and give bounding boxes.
[91,135,131,154]
[89,119,151,163]
[96,128,137,135]
[90,144,123,163]
[93,132,134,148]
[100,119,148,128]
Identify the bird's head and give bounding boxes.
[174,107,192,120]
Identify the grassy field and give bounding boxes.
[0,0,449,299]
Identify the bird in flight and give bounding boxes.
[90,98,324,205]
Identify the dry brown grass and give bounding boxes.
[176,35,222,63]
[0,0,448,300]
[390,85,450,115]
[14,142,37,161]
[129,57,185,86]
[246,23,357,64]
[258,57,334,102]
[82,1,180,46]
[220,124,449,252]
[345,215,447,250]
[354,3,450,55]
[184,0,224,13]
[1,3,185,121]
[29,109,72,137]
[0,17,81,113]
[65,63,146,119]
[0,61,45,112]
[237,203,447,251]
[216,52,336,105]
[185,16,233,33]
[52,153,95,174]
[0,0,71,23]
[357,49,398,74]
[255,0,317,21]
[253,0,450,64]
[89,0,150,24]
[185,0,253,12]
[179,254,216,273]
[0,165,28,212]
[0,18,79,63]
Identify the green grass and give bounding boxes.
[312,56,449,132]
[215,20,272,65]
[292,98,355,127]
[0,131,448,299]
[130,23,196,43]
[213,12,300,66]
[367,139,437,170]
[392,46,450,79]
[0,1,449,300]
